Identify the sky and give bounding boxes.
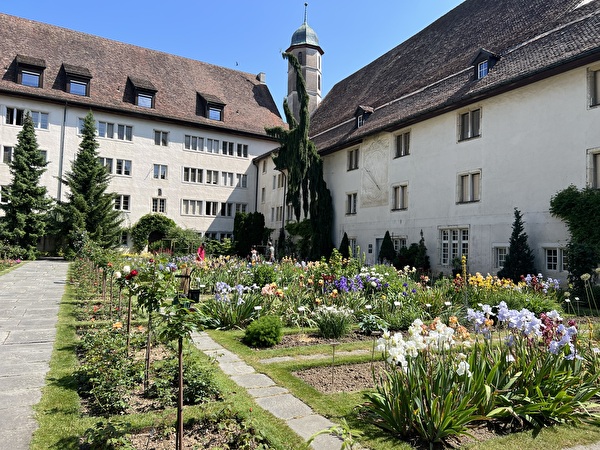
[1,0,464,118]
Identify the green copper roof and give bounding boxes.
[290,22,320,47]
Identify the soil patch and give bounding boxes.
[294,361,386,393]
[269,330,375,349]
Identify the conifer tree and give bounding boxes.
[61,111,122,250]
[266,53,333,259]
[339,232,350,259]
[379,231,396,263]
[0,113,50,259]
[498,208,536,282]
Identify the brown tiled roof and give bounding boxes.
[310,0,600,153]
[0,14,284,137]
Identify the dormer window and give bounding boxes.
[128,76,157,108]
[355,105,373,129]
[15,55,46,88]
[63,64,92,96]
[197,92,225,121]
[471,49,499,80]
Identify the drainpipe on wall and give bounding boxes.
[252,159,259,213]
[57,102,68,201]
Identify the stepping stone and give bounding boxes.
[254,393,313,420]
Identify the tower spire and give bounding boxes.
[304,3,308,24]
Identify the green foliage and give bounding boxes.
[285,219,313,259]
[242,315,283,347]
[313,305,354,339]
[357,313,389,335]
[59,111,122,253]
[339,232,351,259]
[197,282,262,330]
[497,208,536,282]
[378,231,396,263]
[253,264,276,287]
[415,229,431,272]
[234,211,265,256]
[131,213,176,252]
[82,420,135,450]
[0,113,51,259]
[145,350,220,407]
[204,237,235,256]
[266,53,333,260]
[165,227,202,256]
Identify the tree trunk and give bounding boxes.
[144,314,152,392]
[177,336,184,450]
[126,292,132,356]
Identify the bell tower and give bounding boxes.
[286,3,324,121]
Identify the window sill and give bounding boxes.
[346,212,357,216]
[457,200,480,204]
[391,208,407,212]
[458,135,481,143]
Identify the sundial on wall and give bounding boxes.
[361,138,388,207]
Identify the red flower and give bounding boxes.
[130,269,138,277]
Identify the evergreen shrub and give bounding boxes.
[242,315,283,348]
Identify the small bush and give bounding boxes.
[242,315,283,347]
[313,305,354,339]
[253,264,276,287]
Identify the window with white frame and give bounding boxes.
[39,150,47,163]
[346,192,357,215]
[270,207,275,222]
[261,187,265,203]
[236,174,247,188]
[458,108,481,141]
[206,170,218,185]
[98,157,113,173]
[68,78,89,96]
[393,238,407,252]
[347,148,359,171]
[440,228,469,265]
[392,184,408,210]
[235,203,247,214]
[276,206,283,222]
[237,143,248,158]
[222,141,234,156]
[30,111,49,129]
[184,134,204,151]
[117,124,133,141]
[395,131,410,158]
[154,130,169,146]
[208,105,223,121]
[221,202,234,217]
[0,185,9,204]
[2,146,13,164]
[98,121,114,138]
[115,159,132,176]
[181,199,203,216]
[348,238,357,256]
[152,198,166,213]
[153,164,168,180]
[286,204,294,222]
[477,60,489,79]
[590,69,600,107]
[114,194,130,211]
[183,167,203,183]
[20,69,42,87]
[458,171,481,203]
[590,150,600,189]
[262,160,267,173]
[137,92,154,108]
[6,107,24,126]
[545,248,567,272]
[494,246,508,268]
[205,201,219,216]
[277,173,285,188]
[222,172,234,187]
[272,175,277,190]
[206,138,219,153]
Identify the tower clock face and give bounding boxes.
[362,148,387,205]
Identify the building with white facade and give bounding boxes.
[0,13,284,245]
[258,0,600,277]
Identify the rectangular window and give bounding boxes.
[591,151,600,189]
[184,134,204,151]
[30,111,49,129]
[221,172,234,187]
[346,193,357,215]
[0,185,8,204]
[349,238,357,256]
[39,149,47,163]
[277,173,285,188]
[286,204,294,222]
[153,164,168,180]
[276,206,283,221]
[117,124,133,141]
[235,203,247,214]
[206,138,219,153]
[68,79,88,96]
[262,160,267,173]
[98,121,115,138]
[114,194,130,211]
[271,207,275,222]
[237,143,248,158]
[347,148,359,171]
[395,132,410,158]
[181,199,203,216]
[116,159,132,176]
[152,198,166,213]
[208,105,222,121]
[154,130,169,146]
[494,247,508,268]
[2,146,13,164]
[459,108,481,141]
[261,187,265,203]
[6,107,24,126]
[236,173,247,188]
[545,248,567,272]
[206,170,219,185]
[591,69,600,107]
[183,167,203,183]
[98,157,113,173]
[458,171,481,203]
[393,238,407,252]
[477,60,489,79]
[272,175,277,190]
[440,228,469,265]
[205,201,219,216]
[137,93,153,108]
[392,184,408,210]
[221,202,234,217]
[222,141,234,156]
[20,69,41,87]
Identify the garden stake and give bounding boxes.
[331,342,339,387]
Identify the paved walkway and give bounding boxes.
[2,260,600,450]
[0,259,69,450]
